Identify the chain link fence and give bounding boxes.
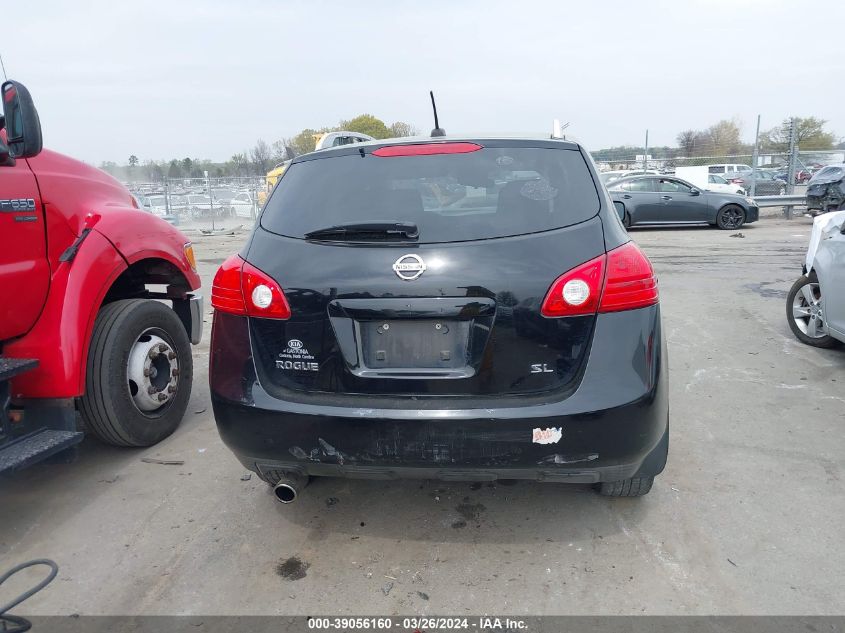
[593,151,843,176]
[593,148,845,215]
[128,176,268,232]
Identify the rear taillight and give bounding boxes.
[541,255,605,317]
[211,254,291,319]
[541,242,657,318]
[599,241,658,312]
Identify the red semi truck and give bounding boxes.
[0,80,202,472]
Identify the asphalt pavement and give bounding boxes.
[2,215,843,616]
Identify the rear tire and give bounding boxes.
[786,272,839,348]
[716,205,745,230]
[79,299,193,447]
[622,212,632,229]
[598,476,654,497]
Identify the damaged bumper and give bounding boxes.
[211,307,668,484]
[807,181,845,211]
[214,394,668,483]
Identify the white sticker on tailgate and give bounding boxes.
[532,427,562,445]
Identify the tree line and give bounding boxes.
[100,114,417,182]
[590,116,840,164]
[102,114,840,182]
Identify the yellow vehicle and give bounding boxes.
[259,161,290,206]
[260,131,374,204]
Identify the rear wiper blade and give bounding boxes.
[304,222,419,240]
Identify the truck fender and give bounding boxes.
[5,230,127,398]
[92,209,201,290]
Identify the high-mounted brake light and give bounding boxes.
[372,142,483,157]
[541,242,658,318]
[211,254,291,319]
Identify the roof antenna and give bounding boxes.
[429,91,445,137]
[0,54,7,81]
[551,119,570,139]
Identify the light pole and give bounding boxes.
[750,114,761,198]
[205,170,214,231]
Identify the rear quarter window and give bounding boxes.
[260,145,601,243]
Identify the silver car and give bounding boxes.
[787,210,845,348]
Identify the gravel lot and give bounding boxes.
[2,215,844,616]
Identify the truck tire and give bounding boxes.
[79,299,193,447]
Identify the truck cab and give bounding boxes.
[0,80,202,473]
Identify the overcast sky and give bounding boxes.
[6,0,844,164]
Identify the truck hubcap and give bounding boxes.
[127,330,179,413]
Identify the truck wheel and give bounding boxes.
[597,476,654,497]
[79,299,193,447]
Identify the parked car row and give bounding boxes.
[726,169,787,196]
[131,189,260,220]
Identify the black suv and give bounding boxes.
[210,137,668,501]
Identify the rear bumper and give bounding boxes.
[214,394,668,483]
[211,306,668,483]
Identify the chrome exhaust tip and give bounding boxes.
[273,482,297,504]
[272,472,308,504]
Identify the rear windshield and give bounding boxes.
[261,146,600,243]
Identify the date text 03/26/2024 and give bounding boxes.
[307,616,528,630]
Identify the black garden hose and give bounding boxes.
[0,559,58,633]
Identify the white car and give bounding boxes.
[230,192,258,219]
[706,163,752,176]
[787,210,845,348]
[599,169,659,186]
[706,173,745,195]
[146,194,170,218]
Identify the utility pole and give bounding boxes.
[643,130,649,172]
[785,118,798,219]
[750,114,761,198]
[205,170,214,231]
[252,180,258,222]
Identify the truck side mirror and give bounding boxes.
[2,80,43,159]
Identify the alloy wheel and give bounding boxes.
[791,282,827,338]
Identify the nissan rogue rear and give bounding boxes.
[210,136,668,501]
